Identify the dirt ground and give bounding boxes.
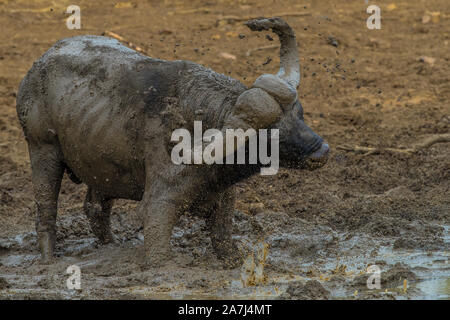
[0,0,449,299]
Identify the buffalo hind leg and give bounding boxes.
[83,187,114,244]
[29,143,64,263]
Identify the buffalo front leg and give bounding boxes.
[206,187,242,268]
[29,143,64,262]
[83,187,114,244]
[140,197,180,268]
[139,163,201,267]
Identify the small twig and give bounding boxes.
[336,145,379,156]
[217,12,311,24]
[246,44,279,57]
[174,8,213,14]
[411,134,450,151]
[103,30,147,54]
[4,6,56,13]
[337,134,450,156]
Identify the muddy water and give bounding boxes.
[409,226,450,300]
[0,210,448,300]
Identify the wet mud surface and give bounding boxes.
[0,209,448,299]
[0,0,449,299]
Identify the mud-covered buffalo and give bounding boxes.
[0,0,448,300]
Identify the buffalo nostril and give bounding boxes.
[309,142,329,160]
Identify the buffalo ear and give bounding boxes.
[224,88,282,130]
[252,74,297,109]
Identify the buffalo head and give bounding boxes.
[224,17,329,170]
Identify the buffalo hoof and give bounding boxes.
[141,251,172,269]
[221,255,243,269]
[216,243,243,269]
[96,233,115,245]
[39,255,56,265]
